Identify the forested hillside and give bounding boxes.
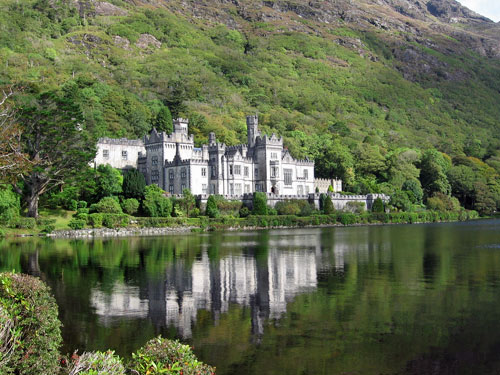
[2,0,500,214]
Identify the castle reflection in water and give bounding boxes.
[90,229,376,338]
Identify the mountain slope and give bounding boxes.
[1,0,500,169]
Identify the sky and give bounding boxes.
[456,0,500,22]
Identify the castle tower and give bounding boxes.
[173,118,189,134]
[247,115,260,148]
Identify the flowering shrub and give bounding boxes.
[129,336,215,375]
[66,351,125,375]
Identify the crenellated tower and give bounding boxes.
[247,115,260,148]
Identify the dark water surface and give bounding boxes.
[2,220,500,374]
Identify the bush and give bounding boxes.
[77,201,87,209]
[252,192,268,215]
[275,200,301,216]
[267,207,278,216]
[129,336,215,375]
[11,217,36,229]
[36,218,56,227]
[323,195,334,214]
[122,168,146,200]
[190,207,200,218]
[0,273,62,375]
[68,218,86,230]
[40,225,56,234]
[372,197,384,213]
[345,201,365,214]
[0,186,20,225]
[143,185,172,217]
[88,213,104,228]
[121,198,140,215]
[102,214,130,228]
[66,351,125,375]
[339,213,356,225]
[206,195,219,218]
[92,197,123,214]
[239,206,250,218]
[0,228,5,238]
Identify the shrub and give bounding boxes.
[190,207,200,218]
[323,195,334,214]
[69,199,78,211]
[372,197,384,213]
[129,336,215,375]
[339,213,356,225]
[77,201,87,209]
[239,206,250,218]
[93,197,123,214]
[11,217,36,229]
[0,273,62,375]
[67,351,125,375]
[40,225,56,234]
[143,185,172,217]
[68,218,86,230]
[121,198,140,215]
[36,218,56,227]
[0,228,4,238]
[275,200,301,216]
[267,207,278,216]
[88,213,104,228]
[102,214,130,228]
[0,186,20,225]
[206,195,219,218]
[122,168,146,200]
[345,201,365,214]
[252,192,268,215]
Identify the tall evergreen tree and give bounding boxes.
[155,106,173,134]
[123,168,146,199]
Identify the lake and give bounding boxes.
[1,219,500,374]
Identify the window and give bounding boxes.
[202,184,207,194]
[103,149,109,159]
[181,183,186,191]
[152,156,158,166]
[122,150,128,160]
[202,168,206,177]
[304,169,308,179]
[181,168,186,179]
[284,169,292,186]
[271,152,278,160]
[211,184,215,194]
[255,168,259,178]
[297,185,303,195]
[229,165,233,175]
[151,169,159,183]
[169,170,174,180]
[255,183,261,192]
[271,166,279,178]
[230,183,234,195]
[244,184,250,193]
[234,165,241,175]
[244,166,249,177]
[235,183,242,195]
[169,185,174,194]
[211,166,217,178]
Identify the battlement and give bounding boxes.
[255,134,283,146]
[98,137,144,147]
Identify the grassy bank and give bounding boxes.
[0,210,481,238]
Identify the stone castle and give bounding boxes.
[95,115,340,196]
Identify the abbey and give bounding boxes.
[140,115,315,196]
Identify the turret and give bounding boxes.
[173,118,189,134]
[247,115,259,148]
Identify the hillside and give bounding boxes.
[2,0,500,206]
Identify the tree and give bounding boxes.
[419,149,451,199]
[12,89,96,217]
[143,185,172,217]
[323,195,334,214]
[390,191,412,212]
[372,197,384,213]
[95,164,122,200]
[447,165,476,208]
[155,106,173,134]
[179,189,196,217]
[0,89,31,183]
[314,138,355,189]
[473,182,496,215]
[122,168,146,200]
[402,179,423,204]
[205,195,219,218]
[252,192,268,215]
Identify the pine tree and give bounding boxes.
[206,195,219,218]
[122,168,146,200]
[252,192,268,215]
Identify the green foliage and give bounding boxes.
[205,195,219,218]
[95,165,123,200]
[155,106,173,134]
[68,218,86,230]
[178,189,196,217]
[390,191,412,212]
[121,198,140,215]
[323,195,334,214]
[0,186,20,225]
[275,200,301,216]
[372,197,384,213]
[129,336,215,375]
[102,214,130,228]
[252,192,268,215]
[122,169,146,200]
[92,197,123,214]
[11,217,37,229]
[402,179,424,204]
[143,185,172,217]
[419,150,452,198]
[239,206,250,218]
[66,351,125,375]
[345,201,365,214]
[0,273,62,375]
[88,213,104,228]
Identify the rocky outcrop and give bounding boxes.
[136,34,162,49]
[94,1,128,16]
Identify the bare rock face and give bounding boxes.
[136,34,162,49]
[113,35,131,50]
[94,1,128,16]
